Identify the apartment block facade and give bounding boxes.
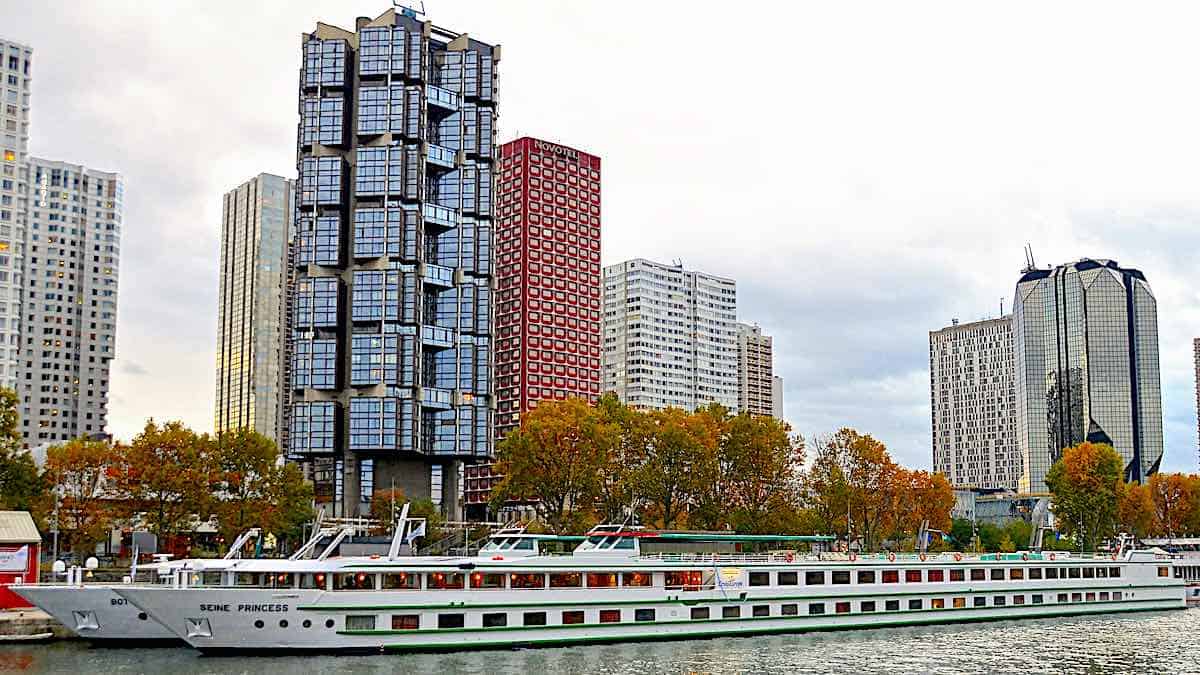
[929,316,1018,490]
[0,39,32,391]
[736,322,774,416]
[215,174,293,445]
[288,8,498,516]
[602,259,737,411]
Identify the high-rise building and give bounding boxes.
[288,8,498,517]
[214,174,293,445]
[0,39,32,391]
[1013,258,1163,492]
[493,137,601,436]
[1194,338,1200,468]
[21,159,122,445]
[772,375,784,420]
[929,316,1018,489]
[602,259,737,411]
[736,322,773,416]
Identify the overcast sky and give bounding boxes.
[5,1,1200,472]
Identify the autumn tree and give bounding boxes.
[0,389,42,511]
[1045,441,1123,551]
[109,421,215,542]
[593,394,649,523]
[38,438,116,555]
[633,407,718,529]
[1146,473,1200,537]
[491,398,616,533]
[368,488,443,545]
[699,411,804,534]
[211,428,312,547]
[1116,480,1156,538]
[804,429,899,550]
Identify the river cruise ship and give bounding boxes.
[112,525,1186,653]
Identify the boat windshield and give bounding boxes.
[575,536,636,552]
[480,537,537,552]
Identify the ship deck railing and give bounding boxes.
[636,551,1125,564]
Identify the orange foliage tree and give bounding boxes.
[38,438,117,555]
[1116,481,1156,539]
[1147,473,1200,537]
[1045,442,1123,550]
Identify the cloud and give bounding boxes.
[117,360,148,377]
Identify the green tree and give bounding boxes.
[0,389,42,512]
[490,398,615,533]
[593,394,649,523]
[109,421,215,542]
[633,407,718,529]
[368,488,443,546]
[1045,441,1123,551]
[949,518,975,551]
[211,428,312,547]
[704,412,804,534]
[38,438,116,555]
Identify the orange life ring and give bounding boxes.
[1021,553,1029,561]
[1049,553,1056,561]
[953,552,963,562]
[785,552,794,563]
[919,553,927,562]
[1111,554,1118,561]
[887,552,896,563]
[849,552,857,562]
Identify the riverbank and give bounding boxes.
[0,609,68,641]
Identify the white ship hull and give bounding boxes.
[11,585,177,642]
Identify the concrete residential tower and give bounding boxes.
[215,174,293,445]
[602,259,737,411]
[929,316,1018,489]
[1013,258,1163,492]
[737,322,774,416]
[288,8,498,516]
[0,39,32,391]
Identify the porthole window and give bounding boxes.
[303,620,312,628]
[279,620,289,628]
[254,620,264,629]
[137,612,148,621]
[325,619,335,629]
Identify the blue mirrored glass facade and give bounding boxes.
[290,10,497,515]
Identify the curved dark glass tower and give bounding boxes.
[1013,258,1163,493]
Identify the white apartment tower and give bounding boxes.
[737,322,774,416]
[22,159,122,445]
[602,259,737,411]
[0,39,32,391]
[929,316,1019,490]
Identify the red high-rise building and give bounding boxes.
[464,137,602,515]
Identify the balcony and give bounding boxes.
[421,325,455,350]
[421,387,454,410]
[422,202,459,229]
[426,84,459,114]
[426,143,457,171]
[422,263,455,288]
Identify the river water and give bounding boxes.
[0,609,1196,674]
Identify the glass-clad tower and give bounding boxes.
[1013,258,1163,493]
[289,8,498,517]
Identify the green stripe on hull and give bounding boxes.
[377,603,1184,653]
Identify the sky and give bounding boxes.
[4,1,1200,473]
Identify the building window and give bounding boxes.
[289,401,336,454]
[294,277,339,328]
[355,146,406,196]
[300,156,343,206]
[292,339,337,389]
[296,215,340,266]
[359,459,374,504]
[348,397,402,450]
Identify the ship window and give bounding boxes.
[831,571,851,585]
[325,619,335,628]
[835,602,851,614]
[1009,568,1024,580]
[949,569,964,582]
[562,611,584,624]
[805,571,825,585]
[612,538,635,550]
[346,615,376,631]
[599,610,620,623]
[470,572,505,589]
[383,573,420,590]
[1013,595,1025,605]
[633,609,655,622]
[1109,567,1120,578]
[1068,568,1081,579]
[391,615,419,630]
[777,572,798,586]
[690,607,710,620]
[1096,567,1107,578]
[905,570,922,583]
[482,613,507,628]
[748,572,770,587]
[973,597,986,607]
[524,611,548,626]
[990,569,1004,581]
[993,596,1006,606]
[667,571,705,590]
[1045,568,1058,579]
[1083,567,1095,579]
[928,569,944,582]
[1032,595,1043,604]
[860,601,876,613]
[883,570,899,583]
[201,572,224,586]
[723,606,740,619]
[808,603,825,615]
[781,604,799,616]
[1158,567,1169,578]
[254,620,264,629]
[301,573,327,589]
[510,573,545,589]
[334,573,376,590]
[1057,593,1068,603]
[236,573,262,587]
[885,600,900,611]
[857,570,875,584]
[549,572,582,588]
[1085,592,1096,602]
[622,572,652,588]
[1099,592,1109,601]
[970,569,986,581]
[753,605,770,617]
[427,572,465,589]
[1028,568,1042,580]
[1071,593,1082,602]
[303,620,312,628]
[438,614,465,629]
[1113,591,1122,601]
[908,599,922,610]
[586,573,618,588]
[952,597,966,608]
